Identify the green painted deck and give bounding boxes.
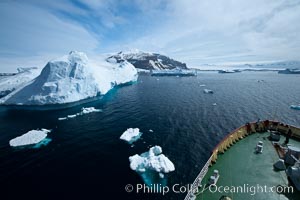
[195,132,300,200]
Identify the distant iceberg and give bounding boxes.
[120,128,142,144]
[278,68,300,74]
[291,105,300,110]
[0,51,137,106]
[204,89,214,94]
[9,129,51,147]
[58,117,67,121]
[151,68,196,76]
[129,146,175,185]
[58,107,102,120]
[218,69,241,73]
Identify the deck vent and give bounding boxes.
[273,159,286,170]
[214,170,219,178]
[209,176,216,185]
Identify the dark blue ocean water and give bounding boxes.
[0,72,300,200]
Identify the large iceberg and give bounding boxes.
[120,128,142,144]
[0,51,137,105]
[129,146,175,185]
[9,129,51,147]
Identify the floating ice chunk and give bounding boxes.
[58,117,67,121]
[149,129,154,132]
[120,128,142,144]
[199,84,206,87]
[80,107,102,114]
[213,103,217,106]
[290,105,300,110]
[159,173,164,178]
[58,107,102,121]
[129,146,175,174]
[9,129,51,147]
[204,89,213,94]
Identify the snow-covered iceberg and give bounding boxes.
[9,129,51,147]
[120,128,142,144]
[129,146,175,185]
[58,107,102,120]
[0,51,137,105]
[0,67,41,98]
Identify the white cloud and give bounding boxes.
[0,1,99,72]
[111,0,300,66]
[1,0,300,71]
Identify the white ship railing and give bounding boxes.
[184,154,213,200]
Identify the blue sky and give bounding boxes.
[1,0,300,71]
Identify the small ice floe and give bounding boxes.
[159,173,164,178]
[120,128,142,144]
[58,117,67,121]
[149,129,154,133]
[80,107,102,114]
[199,84,206,87]
[203,89,214,94]
[129,146,175,184]
[9,129,51,147]
[212,103,217,106]
[58,107,102,120]
[290,105,300,110]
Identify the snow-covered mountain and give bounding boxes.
[0,51,137,105]
[193,60,300,70]
[241,61,300,69]
[107,50,188,70]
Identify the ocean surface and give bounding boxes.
[0,72,300,200]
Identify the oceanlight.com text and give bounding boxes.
[124,183,294,196]
[208,183,294,196]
